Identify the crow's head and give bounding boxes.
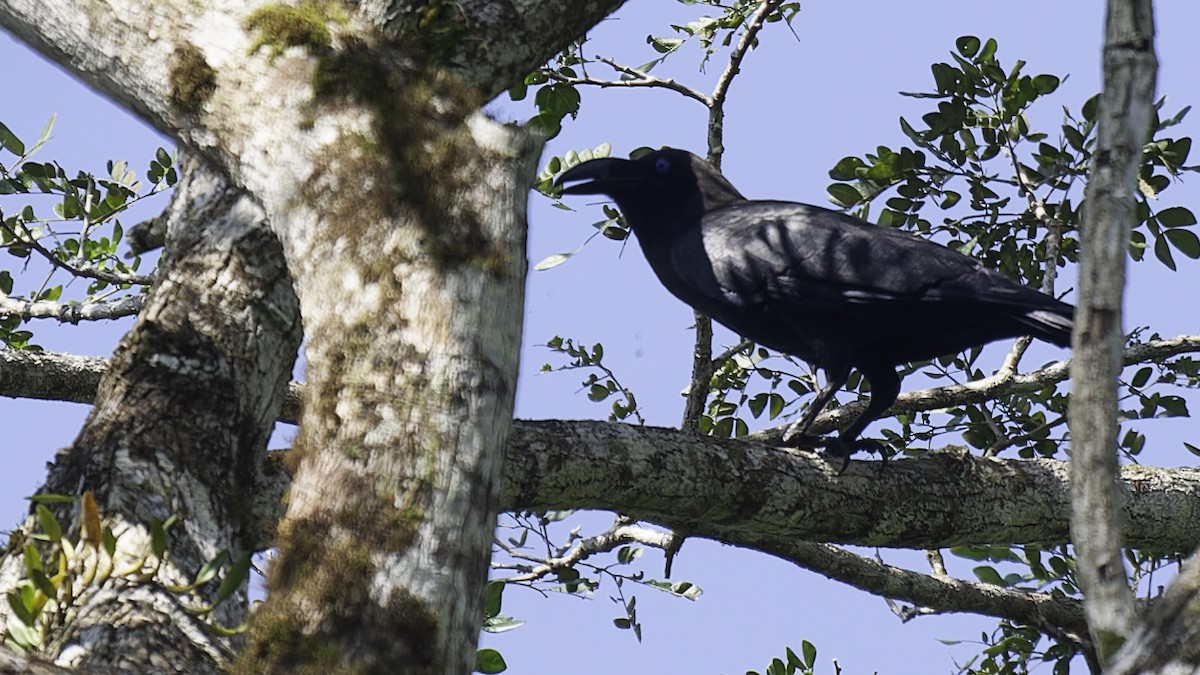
[555,149,744,236]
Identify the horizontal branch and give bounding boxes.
[0,293,144,323]
[5,347,1200,552]
[502,419,1200,552]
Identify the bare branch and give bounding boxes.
[0,293,144,323]
[726,538,1088,642]
[684,1,788,431]
[545,57,710,105]
[1108,551,1200,673]
[707,0,784,164]
[496,519,675,583]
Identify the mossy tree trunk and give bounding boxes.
[0,0,624,672]
[0,155,302,673]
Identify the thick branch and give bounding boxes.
[8,352,1200,553]
[502,420,1200,552]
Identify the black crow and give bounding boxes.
[556,148,1073,467]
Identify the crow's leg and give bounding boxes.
[822,366,901,473]
[782,364,850,444]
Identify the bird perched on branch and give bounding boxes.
[556,148,1073,469]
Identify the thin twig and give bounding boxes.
[986,415,1068,457]
[707,0,784,165]
[0,219,154,287]
[578,56,710,106]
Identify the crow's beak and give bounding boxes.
[555,158,636,195]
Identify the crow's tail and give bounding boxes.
[1019,308,1073,348]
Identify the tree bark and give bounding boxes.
[0,1,625,672]
[1069,0,1157,662]
[0,154,301,671]
[1107,553,1200,673]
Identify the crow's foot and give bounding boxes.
[819,438,889,475]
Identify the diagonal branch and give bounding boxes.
[750,334,1200,442]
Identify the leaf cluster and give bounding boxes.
[4,492,250,651]
[0,117,173,349]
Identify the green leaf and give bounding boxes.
[216,552,252,602]
[1082,94,1100,122]
[29,568,56,599]
[27,493,75,504]
[1167,228,1200,259]
[1154,232,1177,271]
[1184,442,1200,458]
[828,156,865,181]
[973,565,1005,586]
[7,590,35,626]
[194,550,229,587]
[1032,74,1060,95]
[30,114,55,157]
[1130,366,1153,389]
[979,37,998,62]
[484,580,504,619]
[151,518,169,559]
[647,35,684,54]
[955,36,980,59]
[23,544,42,574]
[36,504,62,542]
[0,122,25,156]
[1158,206,1197,228]
[826,183,862,207]
[801,639,817,667]
[768,393,784,420]
[475,648,507,674]
[747,393,768,418]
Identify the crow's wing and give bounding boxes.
[671,201,1057,315]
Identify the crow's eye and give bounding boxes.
[654,157,671,173]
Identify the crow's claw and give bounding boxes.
[819,437,889,475]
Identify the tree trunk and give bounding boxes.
[1069,0,1156,662]
[0,154,301,672]
[0,1,623,671]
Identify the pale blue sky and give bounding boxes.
[4,2,1200,673]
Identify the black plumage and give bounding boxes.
[556,148,1073,466]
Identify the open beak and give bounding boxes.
[555,157,636,195]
